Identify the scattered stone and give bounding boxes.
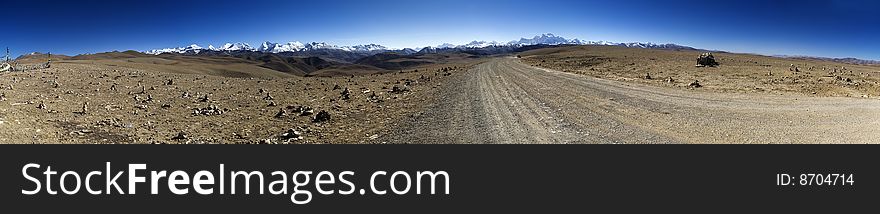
[688,80,702,88]
[199,94,210,102]
[313,110,331,123]
[182,91,191,98]
[368,92,380,101]
[391,85,410,94]
[161,104,173,108]
[274,108,287,118]
[37,102,47,109]
[96,118,129,128]
[81,102,89,114]
[644,73,652,80]
[232,132,247,140]
[278,128,303,142]
[268,101,277,107]
[332,84,340,90]
[264,92,274,100]
[666,77,675,83]
[341,88,351,100]
[171,132,189,140]
[0,93,5,101]
[289,105,315,116]
[192,105,224,116]
[165,79,174,85]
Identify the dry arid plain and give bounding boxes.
[1,51,481,144]
[2,45,879,144]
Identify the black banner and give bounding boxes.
[1,145,874,212]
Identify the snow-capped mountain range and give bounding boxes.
[434,33,694,50]
[145,33,696,55]
[145,41,394,55]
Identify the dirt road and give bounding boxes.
[382,57,880,144]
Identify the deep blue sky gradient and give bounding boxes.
[3,0,878,59]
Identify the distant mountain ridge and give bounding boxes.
[144,33,698,56]
[146,41,406,55]
[142,33,880,65]
[778,55,880,65]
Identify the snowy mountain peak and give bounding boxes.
[462,41,502,48]
[219,42,254,51]
[257,41,277,52]
[436,43,456,49]
[303,42,337,50]
[347,44,388,52]
[257,41,306,53]
[509,33,580,46]
[145,44,206,55]
[144,33,696,56]
[146,41,391,55]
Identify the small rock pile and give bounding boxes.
[171,132,189,141]
[278,128,303,142]
[341,88,351,100]
[391,85,410,94]
[695,53,719,67]
[274,108,287,118]
[80,102,89,114]
[263,92,274,101]
[287,105,314,116]
[313,110,331,123]
[192,105,225,116]
[96,118,131,128]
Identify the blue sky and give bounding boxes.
[3,0,879,60]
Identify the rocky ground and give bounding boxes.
[381,58,880,144]
[3,45,879,144]
[520,45,880,98]
[0,59,480,144]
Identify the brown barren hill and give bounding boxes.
[15,52,71,64]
